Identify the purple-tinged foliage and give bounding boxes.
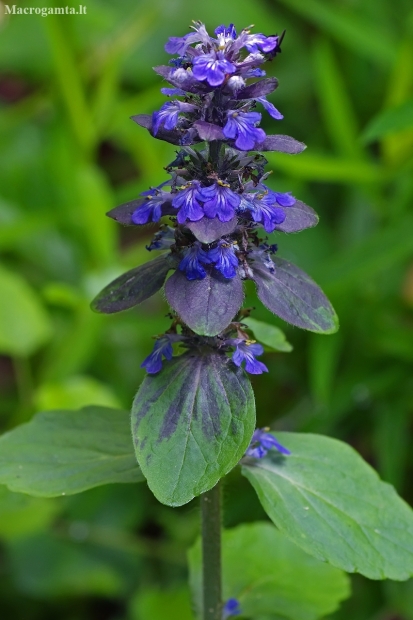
[250,258,339,333]
[165,269,244,336]
[141,335,175,374]
[223,598,241,618]
[231,340,268,374]
[91,254,176,314]
[186,215,237,244]
[246,428,291,458]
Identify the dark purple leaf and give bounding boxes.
[165,268,244,336]
[132,352,255,505]
[193,121,225,141]
[255,135,306,154]
[91,254,176,314]
[153,65,171,79]
[275,200,319,233]
[106,199,175,226]
[251,258,338,333]
[187,216,237,243]
[236,78,279,100]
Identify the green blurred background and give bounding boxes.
[1,0,413,618]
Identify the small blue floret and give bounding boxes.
[246,428,291,458]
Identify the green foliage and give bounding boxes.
[132,353,255,506]
[243,317,293,352]
[0,406,143,496]
[188,522,351,620]
[1,0,413,617]
[0,265,52,357]
[362,98,413,143]
[243,433,413,580]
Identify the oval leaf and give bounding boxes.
[236,77,279,100]
[132,352,255,506]
[243,317,292,352]
[188,522,350,620]
[165,268,244,336]
[256,135,307,154]
[275,200,319,233]
[251,258,338,333]
[186,216,237,244]
[0,406,143,497]
[242,433,413,580]
[193,121,225,142]
[91,254,175,314]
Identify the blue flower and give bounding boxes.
[165,24,209,55]
[245,68,266,78]
[141,335,174,374]
[192,51,236,87]
[215,24,237,40]
[172,181,205,223]
[223,598,241,619]
[239,191,286,233]
[152,101,197,135]
[132,185,172,225]
[244,33,280,54]
[201,182,241,222]
[146,226,175,251]
[257,96,283,120]
[223,111,266,151]
[246,428,291,458]
[248,243,277,273]
[206,240,239,278]
[231,340,268,374]
[270,190,296,207]
[179,242,210,280]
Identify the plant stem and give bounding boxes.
[201,482,222,620]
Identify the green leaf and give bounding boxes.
[0,406,143,497]
[0,265,52,356]
[243,317,293,353]
[132,352,255,506]
[274,0,396,66]
[242,433,413,580]
[130,586,194,620]
[9,532,123,597]
[188,522,350,620]
[362,98,413,143]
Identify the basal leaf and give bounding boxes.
[186,216,237,243]
[91,254,175,314]
[243,433,413,580]
[251,258,338,334]
[165,268,244,336]
[0,406,143,497]
[275,200,319,233]
[132,352,255,506]
[243,317,293,352]
[188,522,350,620]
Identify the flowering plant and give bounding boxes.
[2,19,413,620]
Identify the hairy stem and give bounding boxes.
[201,482,222,620]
